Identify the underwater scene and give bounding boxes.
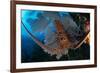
[21,10,90,63]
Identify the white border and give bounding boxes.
[16,4,95,69]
